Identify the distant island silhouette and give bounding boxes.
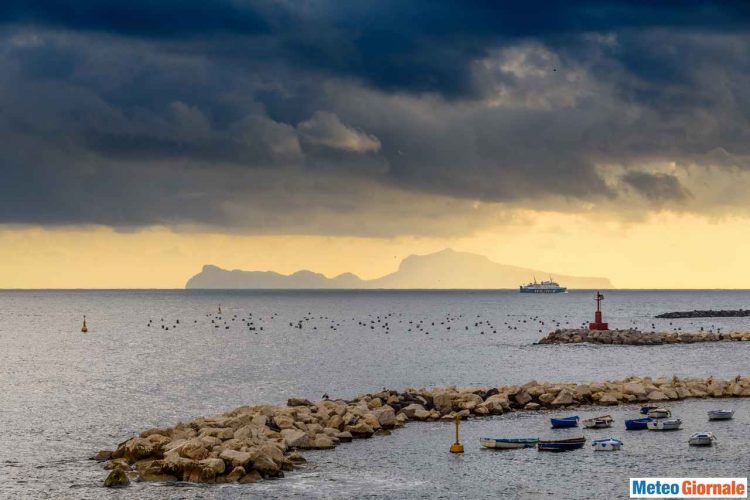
[185,249,613,289]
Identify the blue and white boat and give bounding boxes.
[592,438,623,451]
[708,409,734,421]
[480,437,539,449]
[625,417,652,430]
[647,408,671,419]
[551,416,580,428]
[640,404,659,415]
[647,418,682,431]
[537,436,586,451]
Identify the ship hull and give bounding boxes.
[519,288,567,293]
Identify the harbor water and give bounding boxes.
[1,290,749,498]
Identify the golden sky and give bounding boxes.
[3,210,749,289]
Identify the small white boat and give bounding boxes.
[647,418,682,431]
[708,409,734,421]
[689,432,716,446]
[647,408,671,419]
[480,437,539,449]
[592,438,623,451]
[582,415,614,429]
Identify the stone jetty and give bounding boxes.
[99,375,750,487]
[655,309,750,319]
[537,328,750,345]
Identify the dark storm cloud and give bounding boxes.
[621,172,691,202]
[0,2,749,234]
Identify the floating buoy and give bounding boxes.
[450,414,464,453]
[81,315,88,333]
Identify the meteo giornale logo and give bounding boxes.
[630,478,747,498]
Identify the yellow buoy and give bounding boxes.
[81,315,88,333]
[449,414,464,453]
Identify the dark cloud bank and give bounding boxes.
[1,1,749,235]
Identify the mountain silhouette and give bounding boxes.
[185,249,613,289]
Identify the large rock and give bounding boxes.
[104,469,130,488]
[513,390,532,406]
[219,449,252,468]
[124,438,156,463]
[646,390,669,401]
[346,422,374,438]
[371,407,397,428]
[239,469,263,484]
[401,403,426,418]
[287,398,312,407]
[623,382,647,397]
[551,389,574,406]
[281,429,310,449]
[225,466,246,482]
[176,438,209,460]
[433,393,453,413]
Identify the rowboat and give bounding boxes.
[582,415,614,429]
[625,417,652,430]
[647,418,682,431]
[550,416,579,428]
[640,404,659,415]
[537,436,586,452]
[708,409,734,421]
[592,438,623,451]
[688,432,717,446]
[480,437,539,449]
[647,408,671,419]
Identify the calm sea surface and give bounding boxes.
[1,290,749,498]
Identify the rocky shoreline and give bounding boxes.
[655,309,750,319]
[537,328,750,345]
[99,374,750,487]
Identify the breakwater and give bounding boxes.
[655,309,750,319]
[99,375,750,487]
[537,328,750,345]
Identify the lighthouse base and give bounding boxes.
[588,322,608,331]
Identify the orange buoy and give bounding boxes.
[81,315,88,333]
[450,414,464,453]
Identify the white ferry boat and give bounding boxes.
[519,277,567,293]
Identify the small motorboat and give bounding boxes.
[550,416,580,428]
[625,417,652,430]
[582,415,614,429]
[537,436,586,452]
[708,409,734,421]
[647,418,682,431]
[689,432,717,446]
[480,437,539,449]
[640,404,659,415]
[647,408,671,419]
[592,438,623,451]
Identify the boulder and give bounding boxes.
[513,390,532,406]
[401,403,425,418]
[124,438,156,463]
[274,415,296,430]
[176,439,209,460]
[219,449,252,468]
[433,393,453,413]
[371,407,397,428]
[239,469,263,484]
[598,393,619,405]
[287,452,306,464]
[346,422,374,438]
[225,466,246,482]
[523,402,541,411]
[646,390,669,401]
[623,382,647,397]
[104,469,130,488]
[287,398,312,407]
[281,429,310,449]
[309,435,336,449]
[551,389,574,406]
[336,431,353,442]
[93,450,113,462]
[137,460,178,482]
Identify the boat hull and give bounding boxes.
[689,433,715,446]
[538,437,586,452]
[647,418,682,431]
[625,418,651,430]
[550,416,579,428]
[592,438,623,451]
[520,288,567,293]
[480,438,539,449]
[708,410,734,421]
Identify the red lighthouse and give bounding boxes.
[589,291,609,330]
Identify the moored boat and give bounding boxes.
[537,436,586,452]
[647,408,671,419]
[640,404,659,415]
[625,417,652,430]
[688,432,716,446]
[647,418,682,431]
[480,437,539,449]
[582,415,614,429]
[550,416,580,428]
[592,438,623,451]
[708,409,734,421]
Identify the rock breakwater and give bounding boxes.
[99,375,750,487]
[537,328,750,345]
[655,309,750,319]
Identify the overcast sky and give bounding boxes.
[1,1,750,287]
